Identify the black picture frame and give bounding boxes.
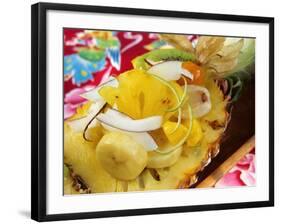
[31,2,274,222]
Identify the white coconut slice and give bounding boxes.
[66,101,105,132]
[185,85,212,118]
[101,123,157,151]
[100,109,158,151]
[181,68,194,80]
[147,61,193,81]
[80,77,118,102]
[96,109,162,133]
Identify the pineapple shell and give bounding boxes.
[64,79,228,193]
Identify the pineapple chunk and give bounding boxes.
[98,86,118,106]
[187,119,203,146]
[162,121,187,145]
[64,124,117,193]
[98,69,183,119]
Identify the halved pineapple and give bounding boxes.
[64,78,228,193]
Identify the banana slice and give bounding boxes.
[96,132,148,181]
[147,146,182,169]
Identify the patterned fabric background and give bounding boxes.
[63,29,255,188]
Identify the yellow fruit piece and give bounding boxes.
[63,79,228,193]
[96,132,148,181]
[187,119,203,146]
[68,102,92,121]
[86,125,104,146]
[147,146,182,168]
[98,86,118,106]
[162,121,187,145]
[98,69,183,119]
[64,124,117,193]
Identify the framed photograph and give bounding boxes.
[31,2,274,222]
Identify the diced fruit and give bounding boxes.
[96,132,148,181]
[97,108,162,132]
[98,86,119,106]
[64,78,228,192]
[162,121,188,145]
[100,109,158,151]
[98,69,183,120]
[182,85,211,118]
[182,61,204,85]
[132,49,195,70]
[68,102,92,121]
[64,125,117,193]
[147,61,193,81]
[81,77,118,103]
[147,146,182,169]
[187,119,203,146]
[102,122,158,151]
[85,125,104,145]
[67,101,105,132]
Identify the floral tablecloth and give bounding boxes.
[63,29,255,187]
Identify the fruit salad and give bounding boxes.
[64,34,255,194]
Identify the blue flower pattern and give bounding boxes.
[64,32,121,86]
